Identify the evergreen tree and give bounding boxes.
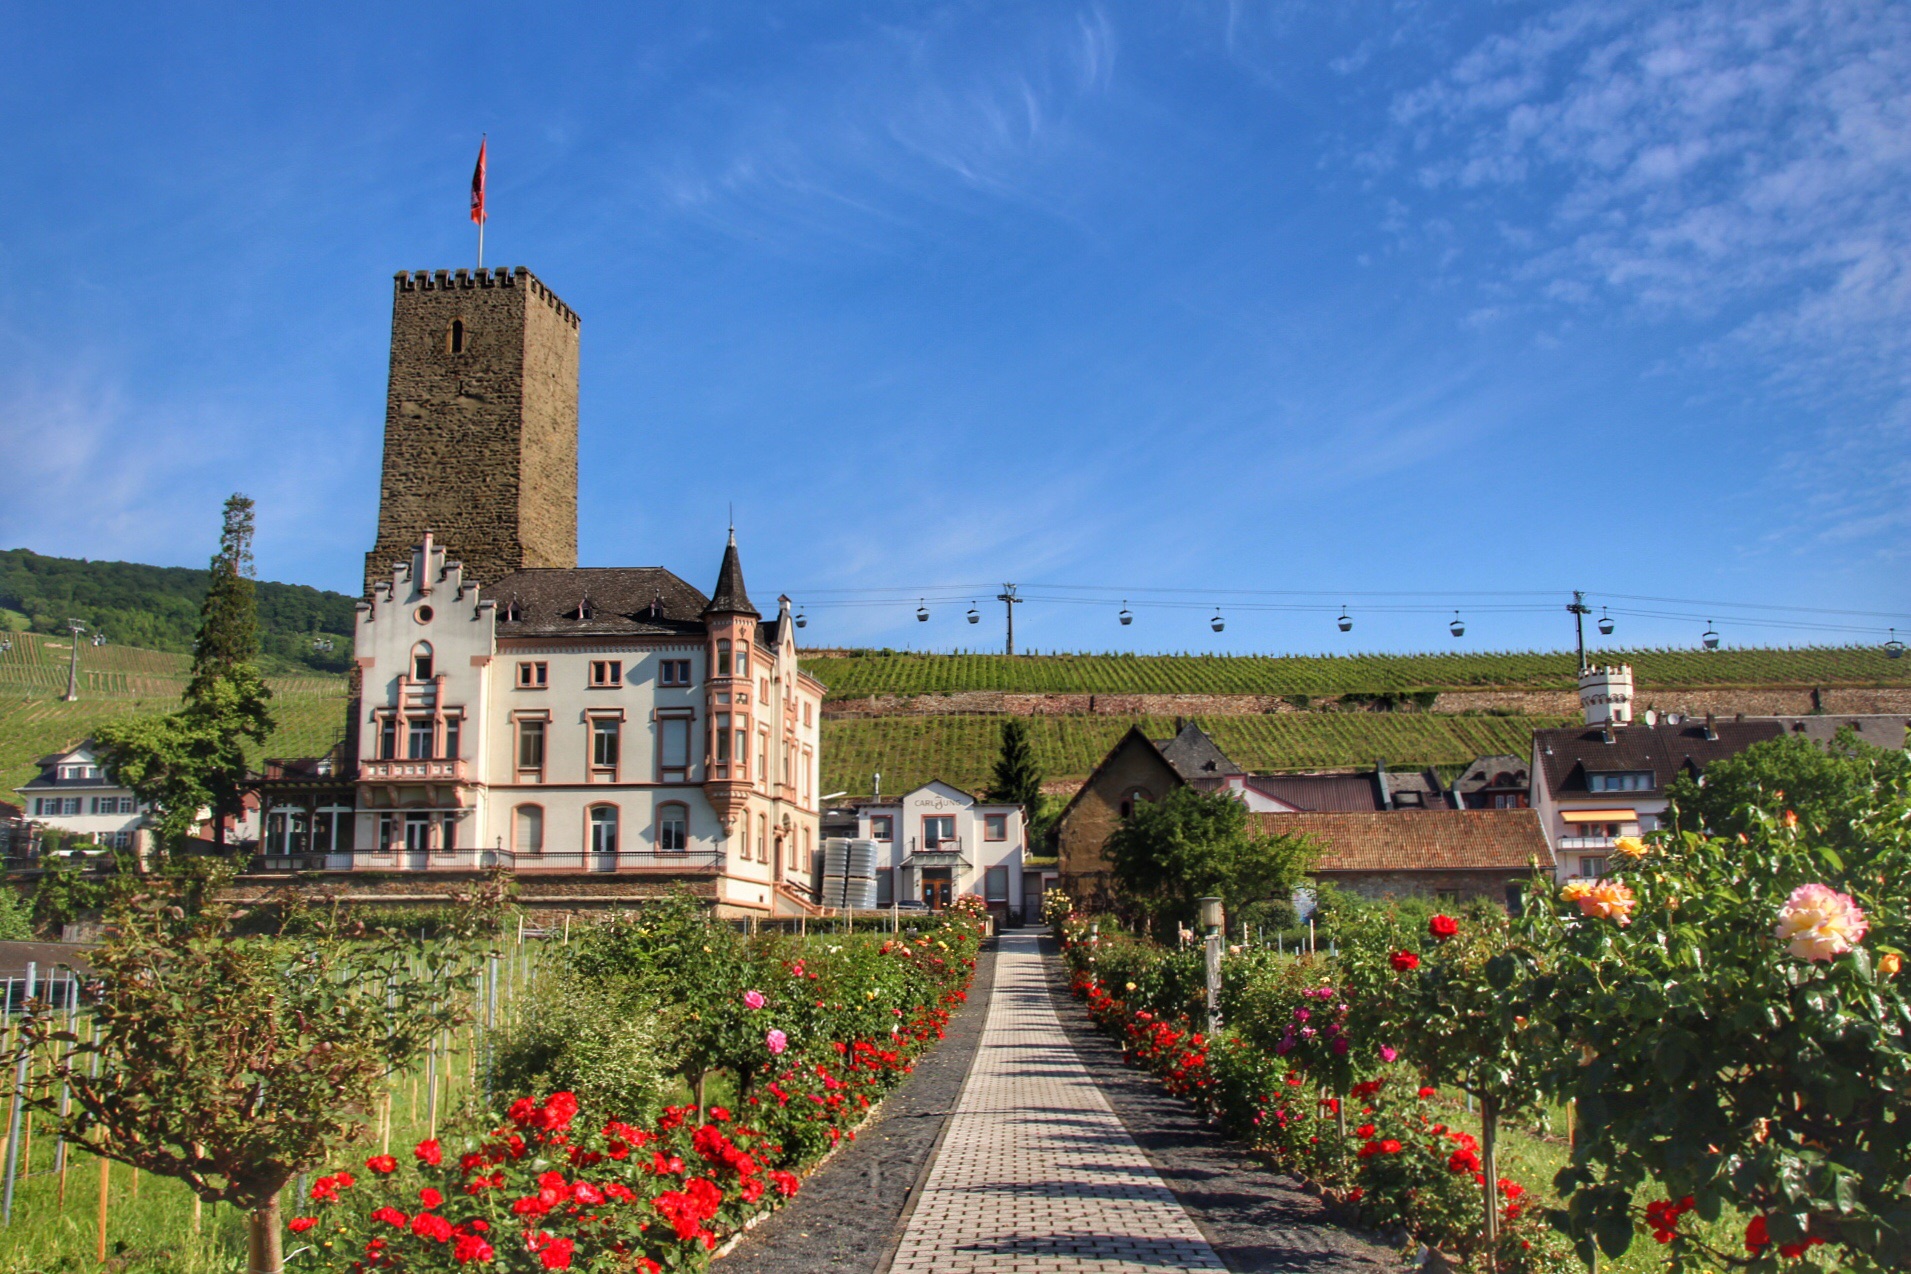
[986,718,1049,839]
[97,495,273,855]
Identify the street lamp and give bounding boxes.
[1198,895,1224,934]
[61,619,86,702]
[1198,895,1224,1034]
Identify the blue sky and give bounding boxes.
[1,1,1906,656]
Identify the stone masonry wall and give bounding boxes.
[364,267,579,595]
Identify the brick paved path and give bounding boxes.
[887,931,1227,1273]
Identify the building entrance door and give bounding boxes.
[920,868,952,910]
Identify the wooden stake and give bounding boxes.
[95,1152,108,1262]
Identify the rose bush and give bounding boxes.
[1525,749,1911,1271]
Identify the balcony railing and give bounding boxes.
[293,848,726,874]
[1558,835,1616,850]
[361,758,469,782]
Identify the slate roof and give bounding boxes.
[1760,716,1911,751]
[705,532,759,618]
[1383,768,1449,810]
[1451,755,1530,795]
[1534,720,1783,797]
[491,567,710,638]
[1151,721,1243,781]
[1254,809,1554,872]
[1242,773,1383,811]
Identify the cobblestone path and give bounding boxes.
[887,931,1228,1273]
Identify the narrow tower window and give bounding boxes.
[448,319,466,354]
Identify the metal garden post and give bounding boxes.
[3,962,37,1223]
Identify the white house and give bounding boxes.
[14,742,145,852]
[333,533,827,916]
[849,781,1027,918]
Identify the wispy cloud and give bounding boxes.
[1376,0,1911,551]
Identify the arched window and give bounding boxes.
[716,639,732,676]
[448,319,466,354]
[589,805,619,855]
[656,803,688,853]
[514,805,544,854]
[411,642,434,681]
[1118,786,1153,820]
[736,644,749,677]
[757,813,767,862]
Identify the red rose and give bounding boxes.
[452,1234,495,1264]
[1429,915,1458,941]
[371,1207,408,1228]
[365,1155,398,1175]
[418,1187,444,1210]
[1418,1086,1437,1099]
[1380,1139,1402,1155]
[1389,951,1421,972]
[411,1212,454,1242]
[1356,1123,1376,1138]
[415,1139,444,1167]
[288,1217,318,1234]
[538,1237,575,1270]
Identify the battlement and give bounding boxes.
[392,267,579,329]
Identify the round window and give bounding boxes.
[415,605,434,623]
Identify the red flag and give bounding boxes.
[470,137,487,225]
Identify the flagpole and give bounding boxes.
[478,218,485,271]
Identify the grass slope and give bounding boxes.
[0,631,350,796]
[818,712,1569,799]
[802,646,1910,699]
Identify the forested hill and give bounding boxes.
[0,548,355,674]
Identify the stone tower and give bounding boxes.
[364,267,580,594]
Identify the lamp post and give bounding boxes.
[1198,896,1223,1034]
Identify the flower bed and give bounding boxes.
[298,918,983,1273]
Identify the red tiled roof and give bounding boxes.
[1252,809,1554,873]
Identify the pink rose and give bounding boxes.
[743,990,766,1010]
[1775,883,1868,961]
[766,1029,788,1056]
[1379,1046,1398,1063]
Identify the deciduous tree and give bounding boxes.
[1104,785,1313,931]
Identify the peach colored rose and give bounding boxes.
[1575,879,1637,926]
[1774,884,1868,962]
[1560,879,1595,903]
[1880,952,1902,977]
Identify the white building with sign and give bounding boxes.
[14,742,146,851]
[848,781,1027,919]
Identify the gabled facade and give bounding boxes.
[848,780,1027,918]
[13,742,146,852]
[320,532,826,914]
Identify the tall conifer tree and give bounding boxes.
[986,718,1048,838]
[98,495,273,855]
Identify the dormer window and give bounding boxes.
[567,597,593,621]
[448,319,467,354]
[502,600,524,623]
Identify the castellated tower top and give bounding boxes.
[364,266,579,595]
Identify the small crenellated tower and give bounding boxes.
[701,529,759,836]
[1579,664,1635,726]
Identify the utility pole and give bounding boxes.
[1566,591,1591,674]
[996,585,1022,656]
[61,619,85,702]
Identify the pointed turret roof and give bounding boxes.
[704,528,759,618]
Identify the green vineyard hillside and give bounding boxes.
[0,631,348,796]
[801,646,1909,698]
[815,712,1572,800]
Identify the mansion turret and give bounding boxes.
[250,265,826,916]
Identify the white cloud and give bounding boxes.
[1382,0,1911,549]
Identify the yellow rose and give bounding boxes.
[1613,836,1647,859]
[1880,952,1901,977]
[1560,879,1595,902]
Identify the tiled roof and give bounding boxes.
[491,567,710,638]
[1152,721,1242,780]
[1243,773,1383,812]
[1253,809,1554,872]
[1535,720,1782,797]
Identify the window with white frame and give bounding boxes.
[983,813,1007,841]
[923,816,955,847]
[407,718,434,760]
[516,719,547,777]
[656,803,688,852]
[870,815,893,841]
[658,714,691,779]
[590,806,619,855]
[659,659,692,687]
[591,719,621,775]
